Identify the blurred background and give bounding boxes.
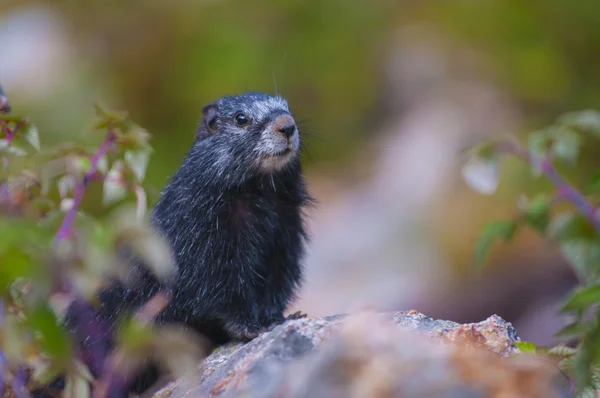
[2,0,600,346]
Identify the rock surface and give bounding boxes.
[153,311,565,398]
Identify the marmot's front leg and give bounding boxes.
[222,312,266,341]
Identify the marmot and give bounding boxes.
[36,92,313,396]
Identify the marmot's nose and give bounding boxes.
[274,114,296,139]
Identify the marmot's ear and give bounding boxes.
[196,102,219,139]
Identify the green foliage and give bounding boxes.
[514,341,537,353]
[521,194,552,233]
[0,101,197,396]
[462,109,600,394]
[474,221,518,267]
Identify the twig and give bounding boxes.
[52,126,119,382]
[495,139,600,235]
[54,129,117,243]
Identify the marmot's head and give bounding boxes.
[194,92,301,180]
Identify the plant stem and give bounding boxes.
[52,128,120,379]
[496,139,600,235]
[541,159,600,232]
[0,299,4,397]
[0,120,12,140]
[0,119,25,145]
[54,129,116,243]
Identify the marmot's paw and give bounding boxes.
[286,311,308,320]
[225,322,262,342]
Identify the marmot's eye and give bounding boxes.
[234,112,249,126]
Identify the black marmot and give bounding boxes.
[36,92,313,396]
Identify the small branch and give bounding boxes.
[54,129,117,243]
[496,139,600,235]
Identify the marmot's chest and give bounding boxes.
[217,191,297,232]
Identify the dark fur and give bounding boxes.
[33,92,312,396]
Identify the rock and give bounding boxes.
[153,311,565,398]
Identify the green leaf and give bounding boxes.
[103,161,127,206]
[22,121,40,151]
[153,325,208,381]
[117,127,151,150]
[0,115,23,123]
[561,285,600,313]
[64,370,91,398]
[0,246,40,292]
[558,110,600,138]
[118,317,155,351]
[73,155,92,176]
[474,220,519,267]
[573,324,600,390]
[515,341,537,353]
[559,240,600,284]
[577,386,599,398]
[73,359,94,382]
[0,140,27,156]
[1,314,27,363]
[548,126,581,164]
[548,212,598,242]
[461,154,500,195]
[124,148,152,182]
[547,344,578,358]
[463,140,497,160]
[528,130,551,157]
[111,207,176,282]
[92,119,109,130]
[528,126,581,167]
[555,321,592,338]
[31,197,55,215]
[27,304,71,360]
[8,144,28,157]
[60,198,75,212]
[96,155,108,174]
[93,103,128,123]
[521,194,551,233]
[584,171,600,195]
[31,360,66,385]
[57,175,75,198]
